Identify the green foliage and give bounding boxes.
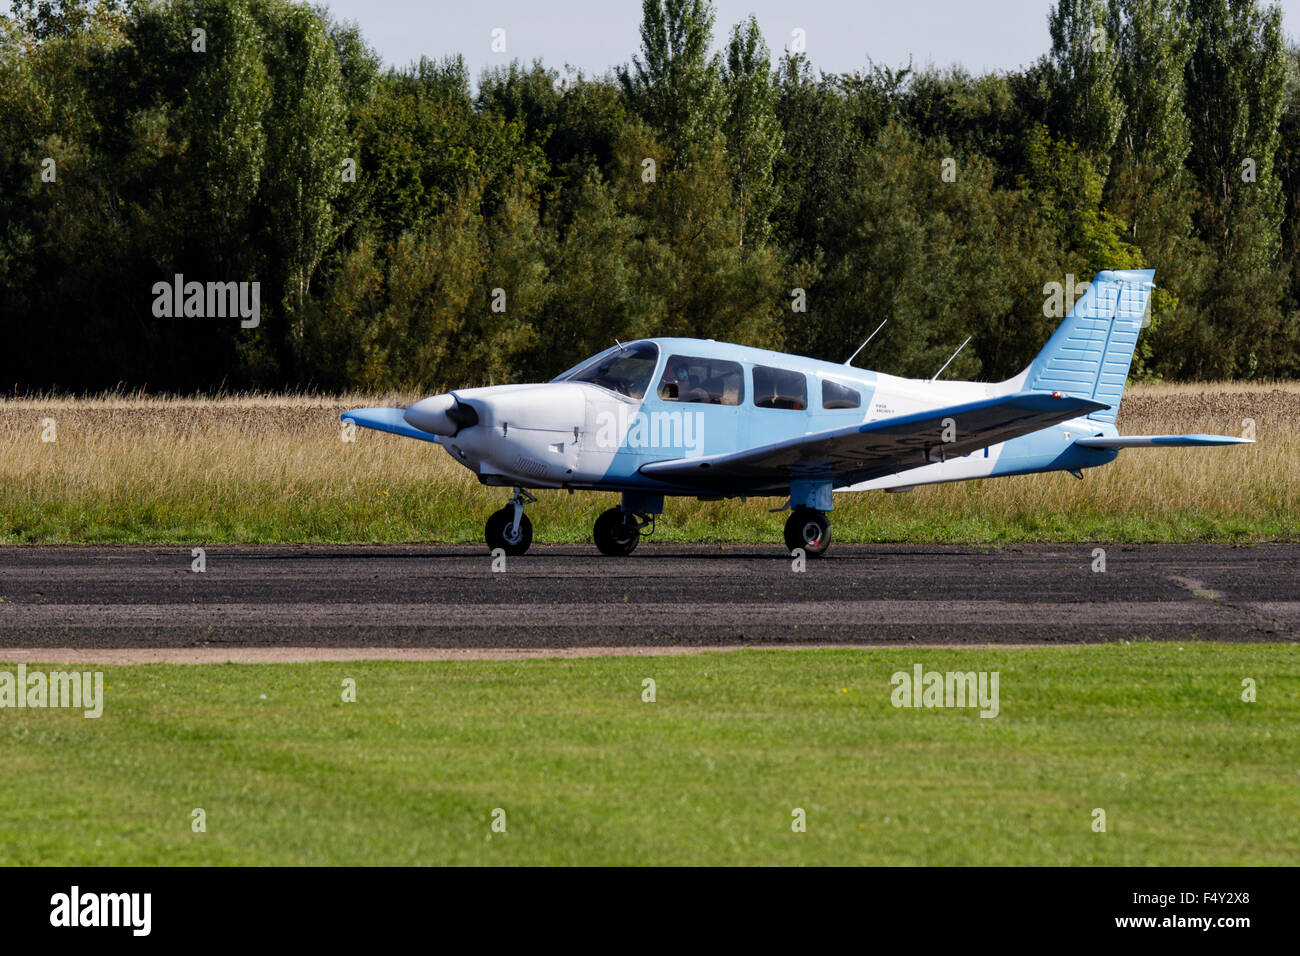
[1048,0,1124,172]
[618,0,723,155]
[1181,0,1290,377]
[1022,125,1143,274]
[1,0,1299,390]
[1111,0,1194,183]
[722,16,781,248]
[769,52,860,264]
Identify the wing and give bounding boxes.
[340,407,442,445]
[1073,434,1253,448]
[638,391,1107,493]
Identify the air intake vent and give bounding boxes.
[513,456,549,479]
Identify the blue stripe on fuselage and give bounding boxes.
[990,424,1118,477]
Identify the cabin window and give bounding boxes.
[657,355,744,406]
[821,379,861,409]
[557,341,659,400]
[752,365,808,410]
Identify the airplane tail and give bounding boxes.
[1009,269,1155,424]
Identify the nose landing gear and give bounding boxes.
[485,487,535,556]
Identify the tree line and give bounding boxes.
[2,0,1298,393]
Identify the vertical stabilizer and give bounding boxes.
[1017,269,1154,424]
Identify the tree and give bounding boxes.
[250,0,349,383]
[721,16,781,248]
[1185,0,1286,222]
[1276,43,1300,328]
[1183,0,1288,376]
[770,53,858,264]
[3,0,1299,392]
[1111,0,1193,183]
[1104,0,1198,380]
[618,0,723,155]
[1047,0,1124,174]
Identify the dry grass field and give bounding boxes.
[0,382,1295,544]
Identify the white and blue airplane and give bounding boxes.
[343,269,1251,557]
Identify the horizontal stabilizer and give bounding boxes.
[340,407,442,444]
[1074,434,1253,448]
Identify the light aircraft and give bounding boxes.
[343,269,1251,557]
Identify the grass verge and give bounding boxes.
[1,384,1296,544]
[2,645,1296,865]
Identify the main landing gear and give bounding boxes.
[485,488,535,556]
[592,492,660,557]
[483,490,831,558]
[593,507,652,556]
[783,506,831,557]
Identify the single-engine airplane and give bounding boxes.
[343,269,1251,557]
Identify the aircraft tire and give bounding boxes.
[486,507,532,556]
[594,508,640,556]
[784,508,831,557]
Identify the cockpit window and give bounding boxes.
[554,342,659,399]
[657,355,744,406]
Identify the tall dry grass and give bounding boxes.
[1,384,1295,543]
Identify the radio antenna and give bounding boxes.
[928,336,971,383]
[843,319,889,367]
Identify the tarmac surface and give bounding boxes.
[0,543,1297,658]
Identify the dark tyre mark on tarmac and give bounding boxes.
[0,543,1297,648]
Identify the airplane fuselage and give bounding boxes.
[345,270,1248,557]
[432,337,1118,500]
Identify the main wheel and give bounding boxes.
[784,508,831,557]
[486,507,532,556]
[593,507,640,556]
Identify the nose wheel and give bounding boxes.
[594,507,646,556]
[486,488,535,556]
[784,507,830,557]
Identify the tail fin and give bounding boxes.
[1012,269,1154,425]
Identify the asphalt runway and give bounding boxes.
[0,543,1296,653]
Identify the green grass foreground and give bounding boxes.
[6,488,1299,545]
[2,645,1297,865]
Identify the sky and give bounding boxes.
[319,0,1300,80]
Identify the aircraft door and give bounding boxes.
[649,353,746,460]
